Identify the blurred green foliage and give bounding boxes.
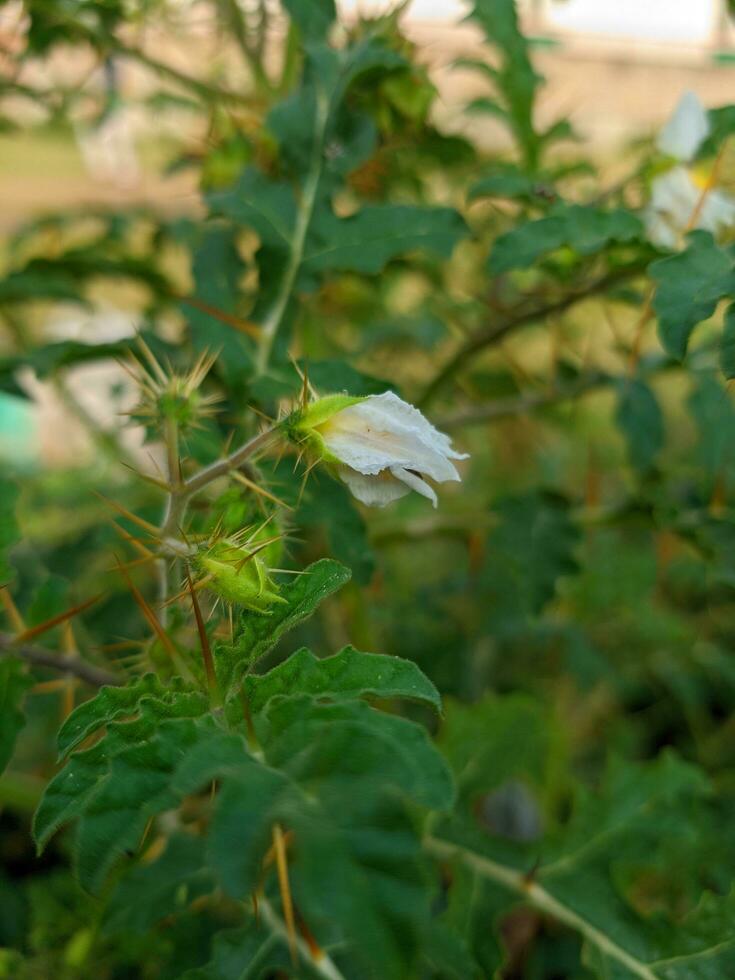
[1,0,735,977]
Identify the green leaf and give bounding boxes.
[439,693,551,806]
[469,166,552,203]
[489,205,642,274]
[215,558,352,695]
[301,205,468,276]
[0,478,19,585]
[431,723,731,980]
[720,302,735,379]
[481,491,580,629]
[74,717,205,891]
[282,0,335,40]
[105,834,216,934]
[57,674,207,760]
[467,0,543,169]
[0,658,33,774]
[260,695,454,811]
[34,694,209,855]
[615,378,665,472]
[651,231,735,359]
[183,922,326,979]
[243,645,442,716]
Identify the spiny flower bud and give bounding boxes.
[285,390,468,508]
[196,539,285,613]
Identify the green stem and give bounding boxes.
[259,897,347,980]
[424,835,657,980]
[160,426,278,540]
[254,85,330,374]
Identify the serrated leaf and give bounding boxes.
[215,558,352,696]
[57,674,207,760]
[74,717,205,891]
[0,478,19,585]
[34,695,209,854]
[243,645,441,716]
[105,834,216,934]
[301,205,468,276]
[489,205,642,274]
[615,378,664,472]
[260,695,454,811]
[651,231,735,359]
[0,657,33,774]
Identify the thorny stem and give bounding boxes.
[254,84,330,375]
[159,426,278,541]
[418,264,644,408]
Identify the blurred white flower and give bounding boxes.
[294,391,469,508]
[656,90,710,163]
[645,91,735,248]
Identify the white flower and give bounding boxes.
[646,167,735,248]
[293,391,468,508]
[645,91,735,248]
[656,91,710,162]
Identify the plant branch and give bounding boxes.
[254,84,330,374]
[259,897,347,980]
[0,632,120,687]
[437,371,612,429]
[424,835,657,980]
[418,264,644,409]
[160,426,278,540]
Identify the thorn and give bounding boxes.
[179,295,260,339]
[136,336,168,385]
[14,593,102,645]
[120,461,171,492]
[94,492,160,537]
[231,470,292,510]
[0,587,26,633]
[272,823,297,966]
[109,521,155,558]
[115,557,180,664]
[186,569,218,698]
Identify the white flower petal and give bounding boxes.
[319,392,465,482]
[657,91,710,162]
[336,466,410,507]
[390,465,438,508]
[646,168,735,247]
[698,188,735,235]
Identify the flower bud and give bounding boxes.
[196,540,285,613]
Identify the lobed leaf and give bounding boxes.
[489,204,642,274]
[651,231,735,359]
[243,645,442,716]
[215,558,352,696]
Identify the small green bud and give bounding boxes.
[282,393,365,463]
[196,541,286,612]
